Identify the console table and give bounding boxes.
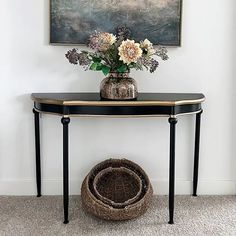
[31,93,205,224]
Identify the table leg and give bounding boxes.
[61,117,70,224]
[33,109,41,197]
[168,117,177,224]
[193,110,203,197]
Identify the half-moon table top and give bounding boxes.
[32,93,205,117]
[31,93,205,107]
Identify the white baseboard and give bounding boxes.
[0,179,235,196]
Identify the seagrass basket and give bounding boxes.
[93,167,142,208]
[81,158,153,221]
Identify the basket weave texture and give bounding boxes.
[81,158,153,221]
[93,167,142,207]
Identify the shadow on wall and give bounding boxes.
[43,0,50,46]
[230,1,236,182]
[14,94,35,178]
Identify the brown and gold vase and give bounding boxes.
[100,72,138,100]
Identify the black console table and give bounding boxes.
[31,93,205,224]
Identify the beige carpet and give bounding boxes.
[0,196,236,236]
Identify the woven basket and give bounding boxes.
[93,167,142,208]
[81,158,153,221]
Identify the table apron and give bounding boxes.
[34,102,202,117]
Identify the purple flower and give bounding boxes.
[66,49,91,69]
[77,52,91,69]
[88,31,100,50]
[65,49,79,65]
[155,47,169,61]
[116,26,131,42]
[149,59,159,73]
[138,57,159,73]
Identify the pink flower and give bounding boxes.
[88,32,116,52]
[118,40,142,65]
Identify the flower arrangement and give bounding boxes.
[66,27,168,76]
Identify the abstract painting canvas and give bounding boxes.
[50,0,182,46]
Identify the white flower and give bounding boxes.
[118,39,142,65]
[140,39,155,56]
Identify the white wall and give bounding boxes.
[0,0,235,195]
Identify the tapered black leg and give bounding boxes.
[61,117,70,224]
[193,110,203,197]
[168,117,177,224]
[33,109,41,197]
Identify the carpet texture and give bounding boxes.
[0,196,236,236]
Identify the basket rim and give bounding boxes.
[84,158,153,210]
[93,166,142,207]
[88,158,150,182]
[84,174,153,211]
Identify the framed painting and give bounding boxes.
[50,0,182,46]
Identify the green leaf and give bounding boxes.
[102,65,110,76]
[117,64,128,73]
[92,57,101,63]
[90,62,103,71]
[96,64,103,70]
[90,63,97,70]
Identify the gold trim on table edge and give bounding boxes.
[33,108,203,118]
[31,96,205,107]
